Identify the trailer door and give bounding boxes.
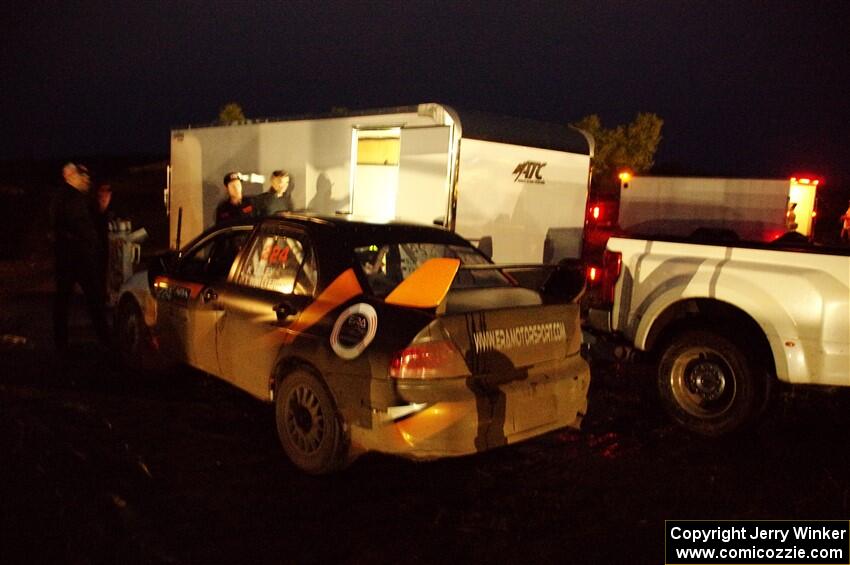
[396,126,452,226]
[169,133,204,249]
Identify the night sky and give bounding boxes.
[3,1,848,188]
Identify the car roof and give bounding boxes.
[189,213,486,293]
[265,214,480,286]
[188,213,467,248]
[261,212,471,248]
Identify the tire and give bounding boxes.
[116,298,152,371]
[275,369,349,474]
[657,329,766,437]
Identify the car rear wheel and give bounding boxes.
[658,329,765,437]
[275,369,348,474]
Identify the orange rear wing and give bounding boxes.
[383,258,586,309]
[385,258,460,309]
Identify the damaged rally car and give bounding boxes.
[116,214,589,474]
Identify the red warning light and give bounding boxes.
[791,176,822,186]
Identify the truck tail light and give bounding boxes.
[584,198,619,229]
[601,249,622,306]
[587,265,601,285]
[389,340,470,380]
[586,203,606,225]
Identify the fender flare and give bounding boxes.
[634,289,794,382]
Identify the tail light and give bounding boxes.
[587,265,601,285]
[584,198,619,229]
[586,203,605,225]
[389,340,470,380]
[601,249,622,306]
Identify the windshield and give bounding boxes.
[354,242,512,298]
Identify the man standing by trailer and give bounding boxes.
[215,172,254,223]
[254,169,294,216]
[52,162,111,350]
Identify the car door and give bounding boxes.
[217,223,319,399]
[154,226,253,376]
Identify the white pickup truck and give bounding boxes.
[587,233,850,436]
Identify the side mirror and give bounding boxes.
[273,301,296,323]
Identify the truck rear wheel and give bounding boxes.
[658,329,764,436]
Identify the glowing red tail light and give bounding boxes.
[586,203,604,224]
[585,198,619,229]
[601,249,622,306]
[587,265,600,284]
[389,340,470,380]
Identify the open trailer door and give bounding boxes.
[788,176,819,238]
[395,126,453,226]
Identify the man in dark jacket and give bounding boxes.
[215,172,254,223]
[254,170,294,216]
[53,162,111,350]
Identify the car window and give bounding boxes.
[354,242,511,298]
[177,228,251,281]
[235,228,316,295]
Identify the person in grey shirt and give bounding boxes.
[255,170,294,216]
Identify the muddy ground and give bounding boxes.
[2,261,850,565]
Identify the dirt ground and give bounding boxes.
[2,260,850,565]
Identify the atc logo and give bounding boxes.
[513,161,546,184]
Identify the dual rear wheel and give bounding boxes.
[658,329,771,437]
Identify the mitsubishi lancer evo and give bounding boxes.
[116,214,589,474]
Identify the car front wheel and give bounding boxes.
[116,298,151,371]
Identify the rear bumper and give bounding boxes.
[350,354,590,459]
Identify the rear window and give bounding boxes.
[354,242,512,298]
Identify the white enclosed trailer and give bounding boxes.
[166,103,592,264]
[617,174,818,241]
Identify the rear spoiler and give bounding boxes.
[384,258,585,309]
[465,259,586,304]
